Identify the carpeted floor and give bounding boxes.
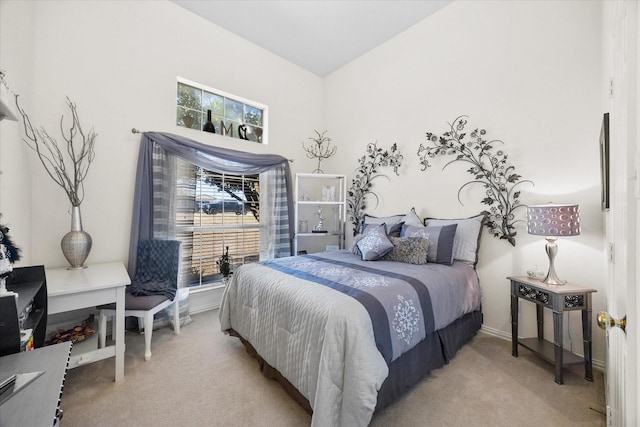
[60,309,605,426]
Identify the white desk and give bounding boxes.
[45,262,130,381]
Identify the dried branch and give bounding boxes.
[16,95,97,207]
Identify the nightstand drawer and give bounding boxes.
[516,284,551,307]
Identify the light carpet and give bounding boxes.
[60,309,605,426]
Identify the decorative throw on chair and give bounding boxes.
[130,240,180,300]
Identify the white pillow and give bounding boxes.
[424,213,485,266]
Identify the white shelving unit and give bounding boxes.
[294,173,346,255]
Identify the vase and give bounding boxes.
[61,206,92,270]
[203,109,215,133]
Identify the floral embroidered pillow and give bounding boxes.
[356,223,394,261]
[382,236,430,264]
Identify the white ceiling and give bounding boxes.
[172,1,452,77]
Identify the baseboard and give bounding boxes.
[480,325,511,341]
[479,325,605,372]
[188,284,225,314]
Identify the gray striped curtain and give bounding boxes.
[151,143,177,240]
[260,164,291,259]
[129,132,293,276]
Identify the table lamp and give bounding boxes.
[527,204,580,285]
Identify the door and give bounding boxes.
[603,1,639,426]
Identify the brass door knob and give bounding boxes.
[597,311,626,333]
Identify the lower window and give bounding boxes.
[176,159,260,287]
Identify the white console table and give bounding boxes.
[45,262,130,381]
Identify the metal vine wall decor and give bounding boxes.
[417,116,532,246]
[348,142,404,236]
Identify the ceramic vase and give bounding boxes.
[61,206,92,270]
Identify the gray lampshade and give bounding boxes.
[527,204,581,237]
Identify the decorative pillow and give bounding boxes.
[361,221,404,238]
[401,224,457,265]
[382,236,430,264]
[356,223,394,261]
[362,213,405,237]
[401,207,423,228]
[424,213,485,266]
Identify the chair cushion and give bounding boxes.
[98,290,169,311]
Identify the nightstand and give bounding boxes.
[508,276,596,384]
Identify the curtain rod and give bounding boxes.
[131,128,293,162]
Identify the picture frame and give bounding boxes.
[600,113,610,211]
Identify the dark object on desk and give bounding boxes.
[0,374,16,392]
[0,266,47,357]
[0,371,44,406]
[311,230,328,234]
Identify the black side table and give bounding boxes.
[508,276,596,384]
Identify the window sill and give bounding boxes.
[189,281,227,294]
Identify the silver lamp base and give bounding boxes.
[542,237,566,285]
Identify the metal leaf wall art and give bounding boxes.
[347,142,403,236]
[417,116,532,246]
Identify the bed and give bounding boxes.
[219,212,484,427]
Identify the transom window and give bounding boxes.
[176,158,260,287]
[176,77,268,144]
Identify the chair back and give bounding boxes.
[134,240,181,289]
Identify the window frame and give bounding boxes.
[176,76,269,145]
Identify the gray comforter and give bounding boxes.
[220,250,481,427]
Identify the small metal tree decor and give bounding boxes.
[302,130,337,173]
[417,116,532,246]
[347,142,404,236]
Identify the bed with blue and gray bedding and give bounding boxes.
[220,249,482,427]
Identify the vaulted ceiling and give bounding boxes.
[172,1,452,77]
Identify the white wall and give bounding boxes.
[1,0,607,364]
[0,0,35,264]
[324,0,607,363]
[0,0,323,268]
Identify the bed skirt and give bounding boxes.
[227,309,482,414]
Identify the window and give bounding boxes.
[176,77,268,144]
[176,158,260,287]
[130,133,291,290]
